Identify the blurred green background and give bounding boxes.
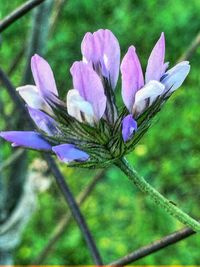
[0,0,200,264]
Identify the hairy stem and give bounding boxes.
[116,157,200,232]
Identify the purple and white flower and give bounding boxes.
[121,33,190,141]
[0,29,190,167]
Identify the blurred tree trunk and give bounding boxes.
[0,0,53,264]
[0,160,50,265]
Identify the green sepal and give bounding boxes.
[39,93,169,169]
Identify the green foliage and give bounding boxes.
[0,0,200,264]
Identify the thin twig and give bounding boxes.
[178,31,200,62]
[0,0,46,33]
[109,225,195,266]
[33,169,106,264]
[44,155,103,265]
[0,68,103,265]
[8,46,25,76]
[49,0,65,37]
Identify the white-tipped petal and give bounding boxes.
[16,85,45,109]
[133,80,165,115]
[162,61,190,94]
[67,89,95,125]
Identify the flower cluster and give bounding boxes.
[0,29,190,168]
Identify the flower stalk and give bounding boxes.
[116,157,200,232]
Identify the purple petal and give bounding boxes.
[121,46,144,112]
[122,115,137,142]
[31,54,58,97]
[27,106,60,135]
[81,32,100,63]
[0,131,51,151]
[162,61,190,95]
[70,61,106,120]
[145,33,165,83]
[52,144,89,163]
[81,29,120,89]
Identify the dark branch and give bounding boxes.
[33,169,106,265]
[0,67,103,265]
[109,226,195,266]
[44,155,103,265]
[0,0,46,33]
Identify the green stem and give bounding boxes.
[116,157,200,232]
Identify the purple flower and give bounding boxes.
[52,144,89,163]
[121,46,144,112]
[145,33,166,83]
[161,61,190,94]
[16,55,59,113]
[122,115,137,142]
[121,33,190,141]
[0,30,191,167]
[0,131,51,151]
[81,29,120,124]
[81,29,120,90]
[27,106,60,136]
[1,54,90,164]
[31,54,58,97]
[70,61,106,122]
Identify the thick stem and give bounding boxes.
[116,157,200,232]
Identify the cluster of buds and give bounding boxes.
[0,29,190,168]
